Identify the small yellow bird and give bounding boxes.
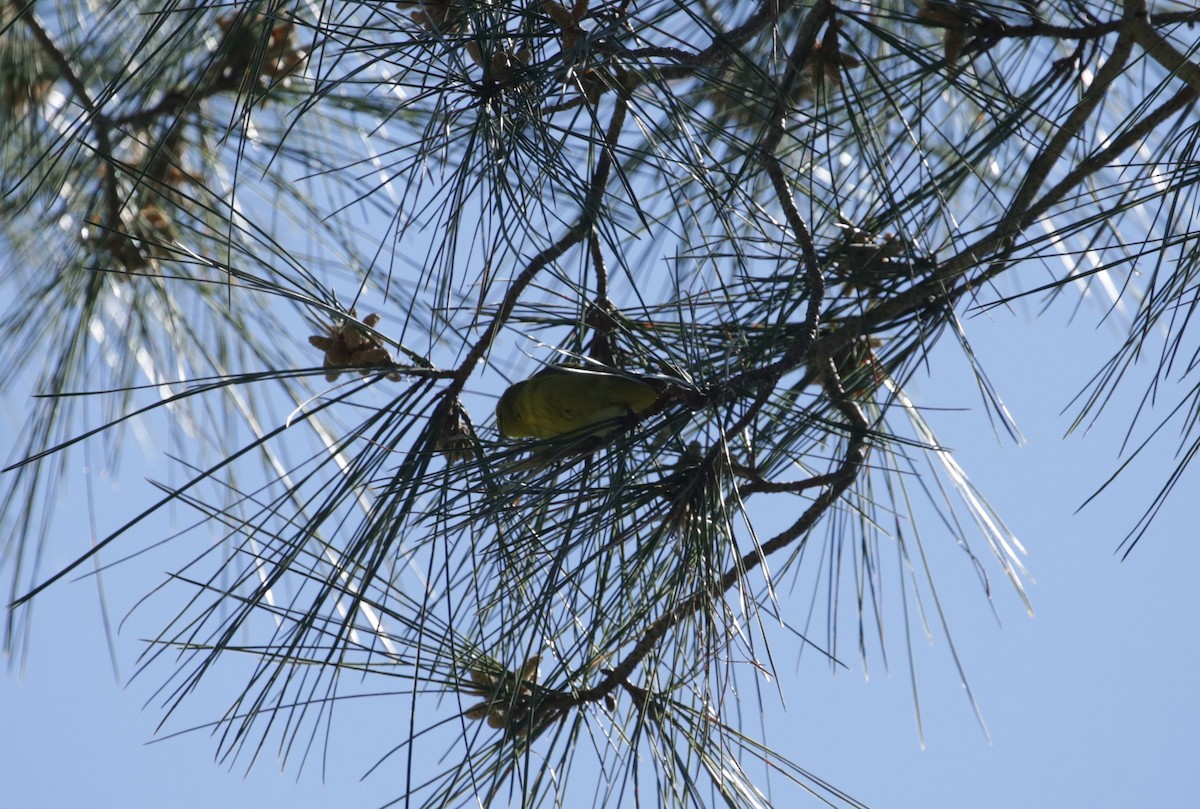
[496,366,659,439]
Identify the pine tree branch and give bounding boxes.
[969,81,1197,298]
[11,0,121,231]
[545,0,802,114]
[450,82,630,393]
[547,354,869,713]
[879,3,1200,46]
[994,11,1134,256]
[801,0,1192,374]
[1124,0,1200,93]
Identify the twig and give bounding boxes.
[449,85,631,394]
[13,0,121,233]
[988,13,1134,270]
[805,1,1184,368]
[545,0,801,115]
[1124,0,1200,94]
[554,355,869,710]
[700,1,831,434]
